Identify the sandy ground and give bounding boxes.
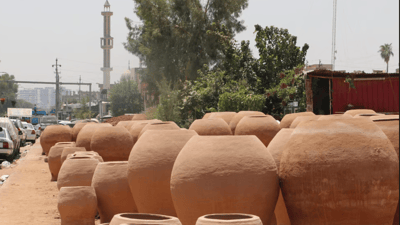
[0,139,101,225]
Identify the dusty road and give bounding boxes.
[0,139,101,225]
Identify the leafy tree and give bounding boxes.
[16,99,34,108]
[154,77,182,125]
[124,0,249,94]
[378,43,394,73]
[218,90,265,112]
[109,77,143,117]
[74,97,94,119]
[0,73,18,116]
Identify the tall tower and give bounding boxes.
[101,0,113,90]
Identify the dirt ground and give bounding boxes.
[0,139,101,225]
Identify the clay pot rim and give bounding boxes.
[98,161,128,166]
[60,186,94,191]
[55,142,75,145]
[113,213,180,221]
[371,118,399,122]
[245,115,269,118]
[356,113,385,116]
[67,156,96,160]
[197,213,261,222]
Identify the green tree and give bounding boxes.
[74,97,94,119]
[0,73,19,116]
[124,0,249,94]
[154,77,182,125]
[109,77,143,117]
[378,43,394,73]
[16,99,34,108]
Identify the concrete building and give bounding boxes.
[18,87,57,111]
[100,0,113,90]
[304,64,333,72]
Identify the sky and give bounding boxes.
[0,0,398,93]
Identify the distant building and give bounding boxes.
[373,70,385,74]
[18,87,57,110]
[396,68,399,73]
[305,64,333,72]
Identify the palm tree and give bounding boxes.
[378,43,394,73]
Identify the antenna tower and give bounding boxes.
[331,0,337,71]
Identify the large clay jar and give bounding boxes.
[110,213,182,225]
[196,214,262,225]
[170,136,279,225]
[127,130,198,216]
[90,126,134,161]
[40,125,73,156]
[127,120,163,143]
[229,111,265,134]
[48,143,76,181]
[189,118,232,136]
[371,116,399,157]
[202,113,212,119]
[208,112,237,125]
[72,122,93,142]
[343,109,376,117]
[266,129,294,225]
[289,115,321,128]
[92,161,138,223]
[61,147,87,165]
[57,156,100,190]
[76,123,112,151]
[116,121,136,130]
[235,115,281,148]
[58,186,97,225]
[279,119,399,224]
[279,112,315,129]
[132,114,147,120]
[138,122,181,138]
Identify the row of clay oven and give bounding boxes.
[40,109,399,225]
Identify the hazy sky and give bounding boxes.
[0,0,398,93]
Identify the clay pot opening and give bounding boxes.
[204,214,253,220]
[69,156,93,160]
[247,116,268,118]
[119,213,173,220]
[373,118,399,122]
[151,123,171,125]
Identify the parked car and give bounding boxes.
[34,124,42,137]
[22,122,37,144]
[0,117,21,161]
[40,116,58,132]
[10,119,28,146]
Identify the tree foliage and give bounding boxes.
[0,73,19,116]
[154,77,182,124]
[124,0,249,93]
[109,77,143,117]
[74,97,95,119]
[378,43,394,73]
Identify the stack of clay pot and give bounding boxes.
[48,142,76,181]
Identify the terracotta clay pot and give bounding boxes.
[189,119,232,136]
[40,125,72,156]
[58,186,97,225]
[196,214,262,225]
[90,126,134,161]
[208,112,237,125]
[116,121,137,130]
[72,122,93,142]
[371,116,399,157]
[279,118,399,224]
[229,111,265,134]
[127,120,163,144]
[317,114,353,121]
[279,112,315,129]
[235,115,281,148]
[76,123,112,151]
[132,114,147,120]
[266,128,294,225]
[57,156,101,190]
[289,116,321,128]
[202,113,212,119]
[170,136,279,225]
[138,122,181,139]
[343,109,376,117]
[48,143,76,181]
[66,151,104,163]
[110,213,182,225]
[127,130,198,216]
[61,147,87,165]
[92,162,138,223]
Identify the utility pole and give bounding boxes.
[52,58,61,120]
[79,75,81,102]
[331,0,337,71]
